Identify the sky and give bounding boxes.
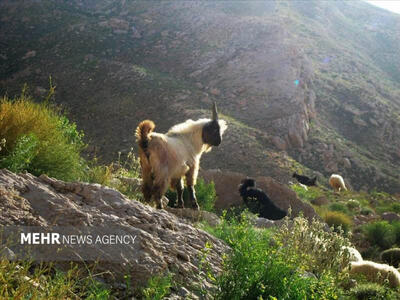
[365,1,400,14]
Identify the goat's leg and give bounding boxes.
[142,181,152,203]
[170,178,184,208]
[186,166,200,211]
[152,177,169,209]
[141,171,153,203]
[140,158,153,203]
[188,186,199,210]
[176,179,184,208]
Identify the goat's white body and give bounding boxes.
[147,119,218,183]
[342,246,363,262]
[329,174,347,192]
[149,131,204,182]
[350,260,400,288]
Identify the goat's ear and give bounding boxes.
[212,102,218,121]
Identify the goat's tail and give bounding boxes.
[135,120,155,156]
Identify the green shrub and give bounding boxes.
[0,134,38,173]
[360,207,374,215]
[380,248,400,267]
[141,273,173,300]
[391,221,400,245]
[363,221,396,249]
[329,202,350,214]
[194,178,217,212]
[0,91,86,181]
[347,199,361,210]
[275,215,352,279]
[209,213,346,299]
[348,282,391,300]
[323,211,352,234]
[390,203,400,214]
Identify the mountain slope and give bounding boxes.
[0,0,399,192]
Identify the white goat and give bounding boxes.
[135,103,227,209]
[350,260,400,288]
[329,174,347,192]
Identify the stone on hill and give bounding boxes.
[200,169,318,221]
[0,169,229,297]
[382,212,400,223]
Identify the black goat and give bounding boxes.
[238,178,287,220]
[292,172,317,186]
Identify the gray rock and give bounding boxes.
[0,169,229,295]
[382,212,400,222]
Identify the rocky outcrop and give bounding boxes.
[200,169,318,221]
[0,169,229,297]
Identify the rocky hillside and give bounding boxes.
[0,169,228,298]
[0,0,399,193]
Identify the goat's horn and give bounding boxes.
[212,102,218,120]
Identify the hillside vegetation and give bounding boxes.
[0,0,399,193]
[0,94,400,298]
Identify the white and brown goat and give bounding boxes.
[135,103,227,209]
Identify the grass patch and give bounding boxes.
[0,259,110,299]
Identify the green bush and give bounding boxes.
[390,203,400,214]
[363,221,396,250]
[141,273,173,300]
[0,133,38,173]
[275,215,352,278]
[348,282,392,300]
[208,213,347,299]
[194,178,217,212]
[380,248,400,267]
[0,91,86,181]
[323,211,352,234]
[360,207,374,215]
[391,221,400,245]
[347,199,361,210]
[329,202,350,214]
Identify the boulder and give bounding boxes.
[253,217,285,229]
[382,212,400,223]
[200,169,317,221]
[0,169,229,296]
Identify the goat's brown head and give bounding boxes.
[202,102,224,146]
